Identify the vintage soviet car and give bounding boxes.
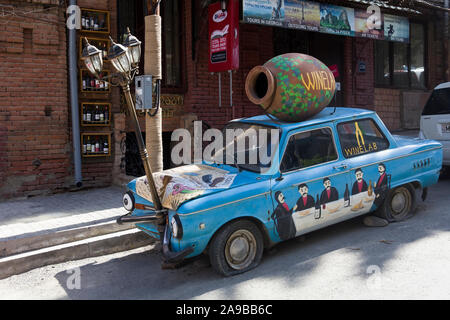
[118,107,442,276]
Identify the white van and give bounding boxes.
[419,82,450,167]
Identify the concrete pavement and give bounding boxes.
[0,186,154,279]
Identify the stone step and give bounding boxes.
[0,228,155,280]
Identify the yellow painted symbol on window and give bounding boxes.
[355,122,365,149]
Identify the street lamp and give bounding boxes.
[81,30,163,213]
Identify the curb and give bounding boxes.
[0,229,155,280]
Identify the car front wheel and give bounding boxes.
[209,220,264,277]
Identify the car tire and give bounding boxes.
[375,184,416,222]
[209,219,264,277]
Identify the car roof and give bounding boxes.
[434,82,450,90]
[234,107,375,131]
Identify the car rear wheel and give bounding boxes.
[209,220,264,277]
[375,184,416,222]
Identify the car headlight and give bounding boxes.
[123,191,135,212]
[171,214,183,239]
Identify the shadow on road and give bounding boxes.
[55,175,450,299]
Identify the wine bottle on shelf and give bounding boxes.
[81,15,86,30]
[95,138,100,153]
[83,139,87,154]
[344,184,350,207]
[99,106,104,122]
[86,107,91,122]
[94,15,99,31]
[94,105,99,122]
[315,194,321,219]
[103,138,109,154]
[90,15,95,31]
[86,136,91,154]
[104,106,109,123]
[82,76,87,91]
[90,77,96,92]
[82,107,87,122]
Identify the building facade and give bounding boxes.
[0,0,448,199]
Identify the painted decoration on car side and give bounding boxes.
[271,163,391,240]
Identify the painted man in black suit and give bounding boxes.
[320,177,339,206]
[374,163,389,207]
[271,191,296,241]
[294,183,315,212]
[352,168,368,195]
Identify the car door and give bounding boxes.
[336,117,392,214]
[270,125,352,241]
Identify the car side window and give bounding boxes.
[280,127,338,173]
[337,118,390,158]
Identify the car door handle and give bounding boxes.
[333,164,348,171]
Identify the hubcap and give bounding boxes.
[225,229,257,270]
[390,188,410,217]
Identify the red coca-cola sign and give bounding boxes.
[208,0,239,72]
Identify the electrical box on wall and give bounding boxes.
[135,75,153,110]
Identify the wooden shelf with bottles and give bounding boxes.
[81,102,111,127]
[79,68,111,97]
[81,133,111,158]
[80,8,110,35]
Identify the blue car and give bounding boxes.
[118,107,442,276]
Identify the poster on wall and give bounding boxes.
[243,0,285,27]
[383,14,409,43]
[319,3,355,37]
[354,8,384,39]
[242,0,409,42]
[284,0,320,31]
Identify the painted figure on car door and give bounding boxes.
[272,191,296,241]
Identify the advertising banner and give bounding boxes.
[208,0,240,72]
[243,0,409,43]
[319,3,355,37]
[354,7,384,39]
[284,0,320,31]
[383,14,409,43]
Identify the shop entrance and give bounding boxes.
[273,29,344,107]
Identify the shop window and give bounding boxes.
[374,22,426,89]
[162,0,182,89]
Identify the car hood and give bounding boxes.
[128,164,257,210]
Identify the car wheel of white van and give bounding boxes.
[209,220,264,277]
[376,184,416,222]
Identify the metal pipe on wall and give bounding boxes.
[68,0,83,187]
[445,0,449,81]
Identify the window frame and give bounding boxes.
[279,126,339,174]
[336,118,391,159]
[374,21,427,90]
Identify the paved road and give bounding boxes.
[1,175,450,300]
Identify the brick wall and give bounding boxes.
[0,1,71,199]
[183,0,273,130]
[374,88,402,130]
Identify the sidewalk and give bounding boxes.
[0,186,154,279]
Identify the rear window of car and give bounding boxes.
[422,88,450,115]
[337,119,390,158]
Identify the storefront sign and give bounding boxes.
[243,0,409,43]
[383,14,409,43]
[208,0,239,72]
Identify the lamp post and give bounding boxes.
[81,31,163,213]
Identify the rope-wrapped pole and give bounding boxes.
[145,12,164,173]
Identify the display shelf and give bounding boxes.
[80,8,110,34]
[80,69,110,93]
[81,102,111,126]
[81,133,111,157]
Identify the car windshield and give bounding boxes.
[209,122,280,173]
[422,87,450,115]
